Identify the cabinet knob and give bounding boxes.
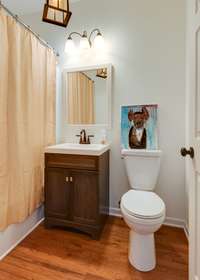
[66,177,69,182]
[70,177,73,182]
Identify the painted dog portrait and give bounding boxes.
[128,106,149,149]
[121,104,158,150]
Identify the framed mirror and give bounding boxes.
[63,64,112,128]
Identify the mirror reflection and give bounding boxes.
[65,68,108,125]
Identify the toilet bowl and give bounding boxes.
[120,149,166,272]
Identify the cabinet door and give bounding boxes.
[71,171,98,225]
[45,168,72,220]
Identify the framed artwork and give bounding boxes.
[121,104,158,150]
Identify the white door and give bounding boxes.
[185,0,200,279]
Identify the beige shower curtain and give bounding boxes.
[67,72,95,124]
[0,9,56,230]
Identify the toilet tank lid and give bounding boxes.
[121,149,162,157]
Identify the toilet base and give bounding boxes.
[129,230,156,272]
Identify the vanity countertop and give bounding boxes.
[45,143,110,156]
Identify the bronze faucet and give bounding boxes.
[76,129,94,144]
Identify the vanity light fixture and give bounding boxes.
[42,0,72,28]
[65,28,105,53]
[96,68,108,79]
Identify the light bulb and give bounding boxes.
[65,38,75,54]
[93,33,105,50]
[80,37,90,50]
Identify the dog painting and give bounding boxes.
[121,104,158,150]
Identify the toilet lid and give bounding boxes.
[121,190,165,219]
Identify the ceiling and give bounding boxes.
[2,0,80,15]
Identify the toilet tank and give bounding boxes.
[121,149,162,191]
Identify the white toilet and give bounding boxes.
[120,149,166,272]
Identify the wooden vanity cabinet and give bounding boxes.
[44,151,109,239]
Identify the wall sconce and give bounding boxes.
[42,0,72,28]
[96,68,108,79]
[65,29,105,53]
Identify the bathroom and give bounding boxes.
[0,0,197,279]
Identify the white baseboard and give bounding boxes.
[164,216,185,228]
[109,207,122,217]
[165,217,189,240]
[0,206,44,260]
[109,207,189,239]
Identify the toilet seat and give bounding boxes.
[121,190,165,220]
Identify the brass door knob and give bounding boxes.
[180,147,194,159]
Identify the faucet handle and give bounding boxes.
[87,135,94,144]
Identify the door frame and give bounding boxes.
[186,0,200,279]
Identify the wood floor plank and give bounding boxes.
[0,269,26,280]
[84,274,110,280]
[6,255,83,280]
[0,217,188,280]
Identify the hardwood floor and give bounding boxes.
[0,217,188,280]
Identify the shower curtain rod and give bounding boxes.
[0,1,59,57]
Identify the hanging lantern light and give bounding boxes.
[42,0,72,28]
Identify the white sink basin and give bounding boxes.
[45,143,110,156]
